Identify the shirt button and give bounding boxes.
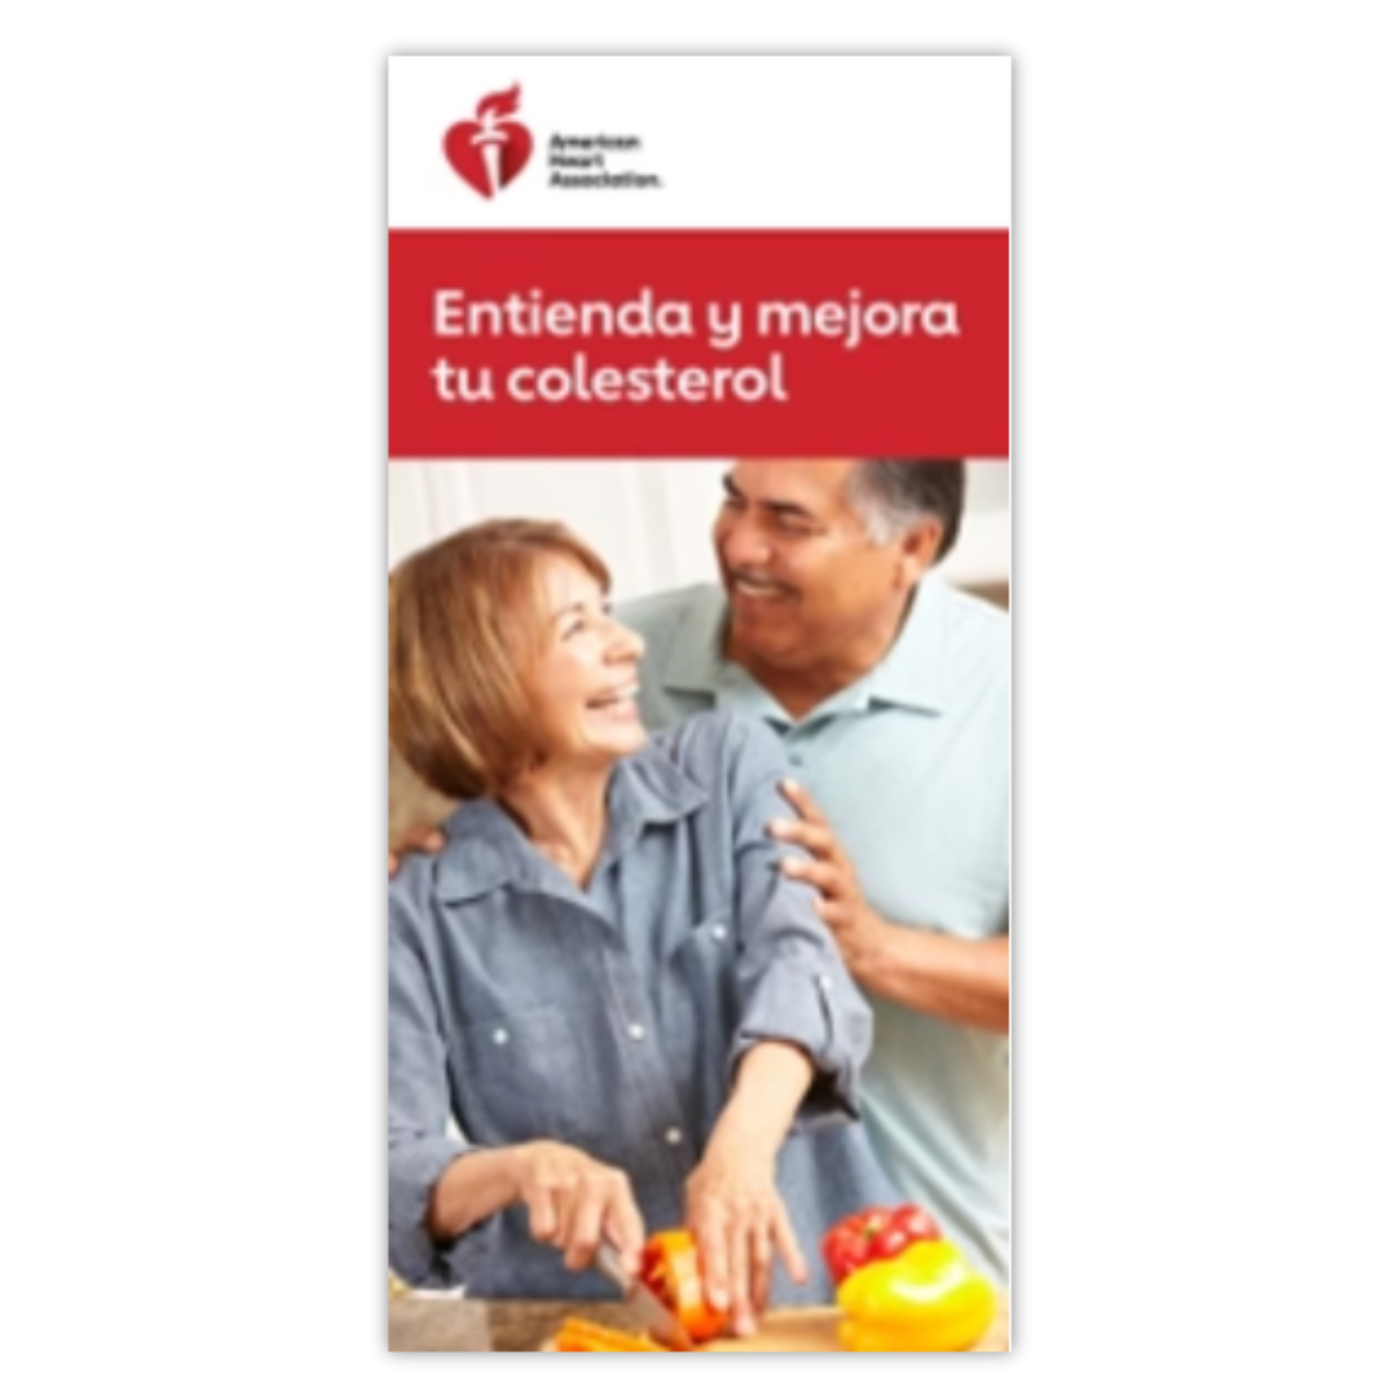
[492,1027,509,1045]
[627,1023,646,1041]
[817,974,834,991]
[663,1126,683,1146]
[711,924,727,941]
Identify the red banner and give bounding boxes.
[388,231,1008,458]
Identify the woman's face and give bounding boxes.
[522,553,648,767]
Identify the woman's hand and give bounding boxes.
[684,1139,807,1337]
[508,1141,647,1274]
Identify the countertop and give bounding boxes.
[388,1293,1011,1353]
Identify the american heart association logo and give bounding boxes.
[443,84,533,198]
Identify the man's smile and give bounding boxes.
[729,571,795,603]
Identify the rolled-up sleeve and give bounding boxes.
[388,898,481,1287]
[721,717,874,1127]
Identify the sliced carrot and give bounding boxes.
[552,1316,673,1353]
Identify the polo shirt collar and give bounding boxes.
[863,574,951,715]
[658,576,951,721]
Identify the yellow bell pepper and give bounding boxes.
[835,1240,997,1352]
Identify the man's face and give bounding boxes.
[712,459,930,682]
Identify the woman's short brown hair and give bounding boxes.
[388,519,611,800]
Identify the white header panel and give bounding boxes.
[388,55,1011,230]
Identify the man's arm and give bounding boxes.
[830,921,1008,1033]
[770,779,1009,1035]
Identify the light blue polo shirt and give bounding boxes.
[617,576,1011,1284]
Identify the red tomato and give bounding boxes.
[866,1225,912,1263]
[889,1203,941,1243]
[859,1208,892,1236]
[820,1204,944,1286]
[821,1228,870,1284]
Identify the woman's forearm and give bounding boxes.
[707,1041,816,1166]
[685,1041,818,1328]
[426,1145,522,1241]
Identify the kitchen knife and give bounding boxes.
[594,1241,696,1351]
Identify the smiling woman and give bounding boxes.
[389,519,644,801]
[386,518,901,1331]
[525,554,647,770]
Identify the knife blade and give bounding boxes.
[594,1242,696,1351]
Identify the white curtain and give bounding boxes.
[387,458,1009,601]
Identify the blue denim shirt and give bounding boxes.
[388,711,898,1300]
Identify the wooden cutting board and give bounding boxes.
[543,1299,1009,1353]
[702,1299,1009,1353]
[700,1308,844,1352]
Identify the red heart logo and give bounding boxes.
[444,119,533,198]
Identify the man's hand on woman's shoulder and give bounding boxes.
[388,824,446,877]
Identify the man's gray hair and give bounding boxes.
[845,459,967,561]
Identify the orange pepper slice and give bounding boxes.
[640,1229,728,1343]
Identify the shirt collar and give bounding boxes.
[657,577,951,720]
[434,740,709,903]
[863,574,951,715]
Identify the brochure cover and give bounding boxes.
[387,54,1011,1354]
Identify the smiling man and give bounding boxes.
[614,459,1011,1286]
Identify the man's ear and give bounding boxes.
[896,520,943,585]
